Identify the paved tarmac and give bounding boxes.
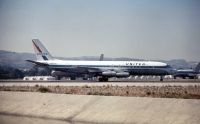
[0,91,200,124]
[0,81,200,87]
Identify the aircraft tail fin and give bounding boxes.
[99,54,104,61]
[194,62,200,73]
[32,39,54,61]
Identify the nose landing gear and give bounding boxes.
[160,76,163,81]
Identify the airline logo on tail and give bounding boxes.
[32,39,51,61]
[33,41,42,53]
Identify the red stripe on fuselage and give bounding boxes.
[33,41,42,53]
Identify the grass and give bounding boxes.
[37,87,51,93]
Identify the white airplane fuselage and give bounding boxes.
[37,59,173,76]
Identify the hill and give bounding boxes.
[0,50,198,70]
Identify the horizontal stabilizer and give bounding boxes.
[26,60,49,66]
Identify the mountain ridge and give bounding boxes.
[0,50,197,70]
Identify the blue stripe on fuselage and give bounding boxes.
[42,56,48,60]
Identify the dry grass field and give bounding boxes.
[0,85,200,99]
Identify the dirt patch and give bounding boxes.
[0,85,200,99]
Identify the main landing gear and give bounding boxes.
[98,77,109,82]
[160,76,163,81]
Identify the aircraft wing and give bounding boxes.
[77,66,128,73]
[26,60,49,66]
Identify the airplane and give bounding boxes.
[27,39,175,81]
[173,63,200,79]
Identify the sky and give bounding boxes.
[0,0,200,61]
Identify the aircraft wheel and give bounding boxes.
[70,77,76,80]
[56,76,61,80]
[103,78,108,82]
[83,77,88,80]
[160,76,163,81]
[99,77,108,82]
[189,77,194,79]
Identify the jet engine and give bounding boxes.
[102,71,116,76]
[51,70,67,77]
[102,71,130,77]
[116,72,130,77]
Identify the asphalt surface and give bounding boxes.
[0,80,200,86]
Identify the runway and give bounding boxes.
[0,80,200,87]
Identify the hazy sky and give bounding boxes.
[0,0,200,61]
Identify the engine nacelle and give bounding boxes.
[102,71,130,77]
[102,71,116,76]
[51,70,67,77]
[116,72,130,77]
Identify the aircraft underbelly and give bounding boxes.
[50,65,170,77]
[129,68,169,75]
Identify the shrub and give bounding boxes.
[37,87,51,93]
[146,91,151,95]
